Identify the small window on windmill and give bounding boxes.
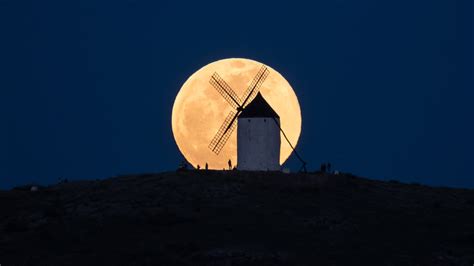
[264,119,266,122]
[248,119,251,122]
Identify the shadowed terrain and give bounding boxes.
[1,171,474,265]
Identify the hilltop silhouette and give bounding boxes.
[1,171,474,265]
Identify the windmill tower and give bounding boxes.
[237,92,280,170]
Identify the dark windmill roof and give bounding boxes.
[239,92,279,118]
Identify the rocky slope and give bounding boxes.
[1,171,474,265]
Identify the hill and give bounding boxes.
[1,171,474,265]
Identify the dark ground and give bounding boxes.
[1,170,474,265]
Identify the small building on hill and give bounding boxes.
[237,92,281,171]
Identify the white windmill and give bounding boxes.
[237,92,281,170]
[208,65,306,171]
[209,65,281,170]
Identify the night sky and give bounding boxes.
[1,0,472,189]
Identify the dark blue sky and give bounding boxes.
[1,0,472,189]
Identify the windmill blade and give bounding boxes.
[208,111,238,155]
[210,72,242,110]
[241,65,269,107]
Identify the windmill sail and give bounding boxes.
[210,73,241,110]
[208,111,238,154]
[241,65,269,107]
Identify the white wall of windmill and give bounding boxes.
[237,117,281,171]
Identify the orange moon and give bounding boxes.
[172,58,301,169]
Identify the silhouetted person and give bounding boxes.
[197,165,200,170]
[327,163,332,173]
[205,163,209,170]
[228,159,232,170]
[320,163,327,173]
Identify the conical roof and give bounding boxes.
[239,92,279,118]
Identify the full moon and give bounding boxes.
[172,58,301,169]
